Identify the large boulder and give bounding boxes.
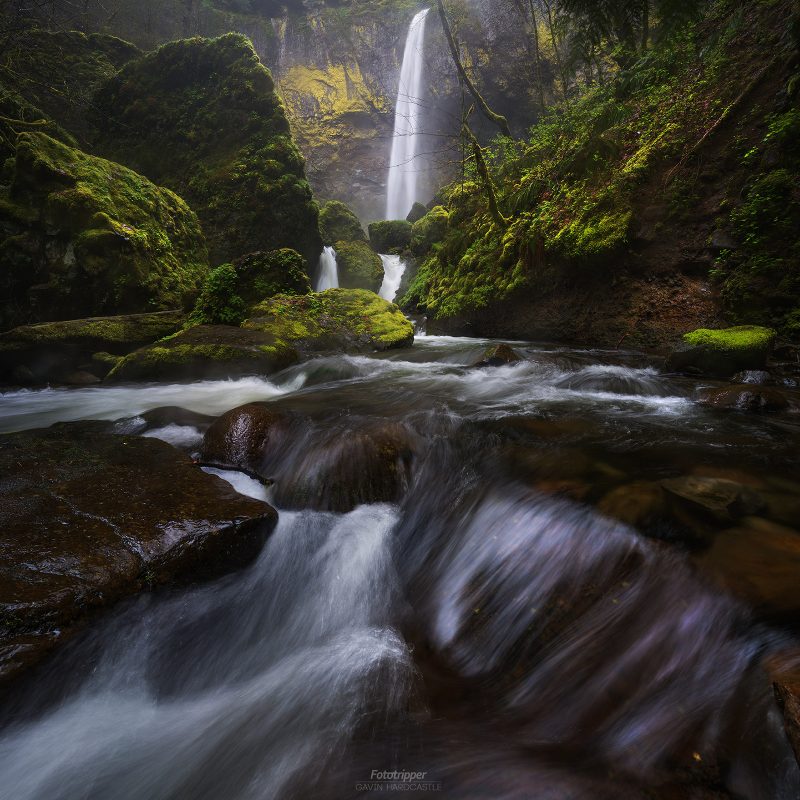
[667,326,777,378]
[244,289,415,353]
[334,240,385,292]
[319,200,366,246]
[368,220,412,253]
[233,249,312,303]
[0,311,185,383]
[94,34,322,266]
[0,423,277,683]
[0,132,208,331]
[410,206,449,257]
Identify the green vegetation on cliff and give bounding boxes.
[0,132,208,330]
[94,33,322,266]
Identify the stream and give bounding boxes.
[1,334,800,799]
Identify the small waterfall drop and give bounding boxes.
[386,9,429,220]
[315,246,339,292]
[378,254,407,303]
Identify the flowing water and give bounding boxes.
[386,9,429,220]
[1,335,800,799]
[378,254,407,302]
[315,246,339,292]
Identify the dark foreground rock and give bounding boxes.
[697,385,791,413]
[0,311,185,384]
[0,423,277,683]
[667,326,776,378]
[471,344,522,369]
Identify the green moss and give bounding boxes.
[0,132,208,330]
[234,249,312,301]
[683,326,776,353]
[319,200,366,246]
[368,220,412,253]
[335,240,384,292]
[94,34,322,266]
[410,206,449,257]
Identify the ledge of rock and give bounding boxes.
[0,423,278,684]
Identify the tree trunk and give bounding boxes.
[462,121,509,227]
[436,0,513,138]
[542,0,569,99]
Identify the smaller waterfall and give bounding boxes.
[315,246,339,292]
[378,255,407,303]
[386,9,430,220]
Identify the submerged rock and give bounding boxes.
[0,311,185,383]
[0,423,277,683]
[697,385,790,413]
[0,133,208,330]
[667,326,776,378]
[662,476,766,522]
[731,370,773,385]
[767,651,800,768]
[471,344,522,369]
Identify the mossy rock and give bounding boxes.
[667,326,777,377]
[407,202,428,224]
[319,200,366,246]
[410,206,449,257]
[234,249,312,301]
[94,34,322,267]
[107,324,300,383]
[368,220,412,253]
[334,240,384,292]
[0,132,208,331]
[0,311,185,383]
[244,289,414,353]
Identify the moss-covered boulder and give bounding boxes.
[110,290,413,382]
[233,249,312,302]
[335,240,384,292]
[410,206,449,257]
[94,34,322,266]
[244,289,414,353]
[369,220,412,253]
[667,326,777,377]
[407,202,429,224]
[0,132,208,331]
[319,200,366,246]
[0,310,185,383]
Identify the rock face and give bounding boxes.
[0,133,208,330]
[667,326,777,378]
[0,423,278,683]
[94,34,322,266]
[0,311,186,383]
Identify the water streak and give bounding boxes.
[378,254,407,302]
[315,246,339,292]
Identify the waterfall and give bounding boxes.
[378,254,407,303]
[386,9,429,221]
[315,246,339,292]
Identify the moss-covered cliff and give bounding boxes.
[0,132,208,330]
[94,33,322,266]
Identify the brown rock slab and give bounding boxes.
[0,423,278,684]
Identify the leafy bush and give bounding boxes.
[190,264,246,326]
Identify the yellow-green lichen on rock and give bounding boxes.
[0,132,208,330]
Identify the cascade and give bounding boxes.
[315,246,339,292]
[386,9,429,220]
[378,254,406,302]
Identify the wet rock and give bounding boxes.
[273,422,415,513]
[666,326,776,378]
[0,423,277,683]
[141,406,217,430]
[598,482,666,529]
[690,465,768,490]
[0,311,186,384]
[63,370,101,386]
[662,476,766,522]
[406,202,428,224]
[334,240,385,292]
[471,344,522,369]
[765,651,800,767]
[698,526,800,618]
[318,200,367,246]
[731,370,772,385]
[368,220,412,252]
[697,385,789,413]
[202,404,293,474]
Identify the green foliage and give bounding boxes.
[94,34,322,266]
[0,132,208,330]
[334,241,384,292]
[683,325,776,353]
[234,248,312,302]
[368,220,412,253]
[410,206,449,257]
[319,200,366,246]
[189,264,246,326]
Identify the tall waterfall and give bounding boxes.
[315,246,339,292]
[386,9,429,220]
